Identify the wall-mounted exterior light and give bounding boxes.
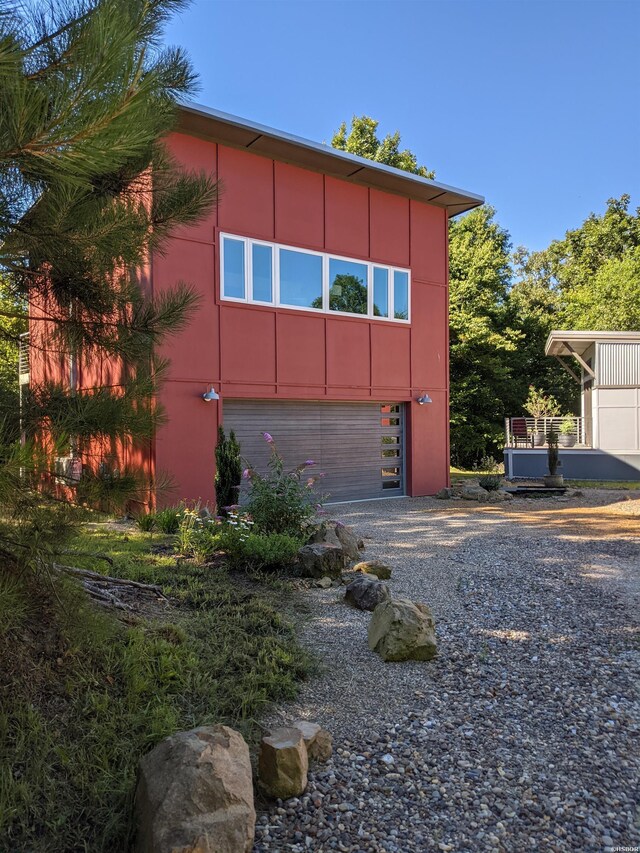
[202,386,220,402]
[417,393,432,405]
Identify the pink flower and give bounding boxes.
[306,477,316,487]
[262,432,274,443]
[242,468,250,479]
[304,459,316,467]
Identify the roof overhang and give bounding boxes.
[177,102,484,218]
[545,330,640,357]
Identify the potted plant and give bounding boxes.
[543,427,564,487]
[558,415,577,447]
[523,386,561,446]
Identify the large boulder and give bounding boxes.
[308,524,342,551]
[291,721,333,762]
[309,521,362,562]
[345,575,390,611]
[333,522,362,561]
[297,543,346,579]
[461,484,488,501]
[368,598,437,662]
[483,489,513,503]
[353,560,392,580]
[136,725,255,853]
[258,727,308,799]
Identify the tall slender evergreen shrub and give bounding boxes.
[215,426,242,513]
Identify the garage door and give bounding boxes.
[223,400,404,503]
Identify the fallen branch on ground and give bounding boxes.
[53,563,169,612]
[54,563,167,596]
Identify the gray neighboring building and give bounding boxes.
[504,330,640,481]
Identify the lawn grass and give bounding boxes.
[563,479,640,490]
[0,523,312,852]
[450,466,503,481]
[450,467,640,491]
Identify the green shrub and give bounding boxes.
[215,426,242,514]
[478,474,502,491]
[136,511,156,532]
[155,506,181,534]
[175,503,221,561]
[190,528,222,563]
[559,414,575,435]
[221,521,302,572]
[547,427,560,475]
[244,434,324,536]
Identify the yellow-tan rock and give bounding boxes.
[136,725,255,853]
[258,727,308,799]
[354,560,392,580]
[368,598,437,662]
[292,720,333,762]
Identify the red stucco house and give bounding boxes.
[29,103,483,506]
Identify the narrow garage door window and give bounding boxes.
[223,400,405,503]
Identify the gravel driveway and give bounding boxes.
[253,492,640,852]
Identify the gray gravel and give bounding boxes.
[254,493,640,852]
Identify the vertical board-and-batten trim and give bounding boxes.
[598,342,640,386]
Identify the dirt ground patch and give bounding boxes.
[423,498,640,537]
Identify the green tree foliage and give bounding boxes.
[0,0,217,566]
[448,206,524,465]
[331,116,435,179]
[215,426,242,513]
[0,277,26,440]
[564,247,640,330]
[514,196,640,332]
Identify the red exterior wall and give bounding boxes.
[152,132,450,506]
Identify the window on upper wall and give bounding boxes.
[219,233,410,323]
[252,243,272,303]
[328,258,368,316]
[280,248,322,309]
[222,237,245,299]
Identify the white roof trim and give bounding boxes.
[545,330,640,356]
[178,102,484,217]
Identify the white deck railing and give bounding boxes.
[504,416,586,448]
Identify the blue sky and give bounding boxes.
[165,0,639,252]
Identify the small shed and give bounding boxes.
[504,330,640,481]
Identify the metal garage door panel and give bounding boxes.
[223,400,404,503]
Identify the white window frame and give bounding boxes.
[219,232,411,323]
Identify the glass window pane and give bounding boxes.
[373,268,389,317]
[223,238,245,299]
[280,249,323,309]
[252,244,272,302]
[394,270,409,320]
[382,479,401,490]
[329,258,368,315]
